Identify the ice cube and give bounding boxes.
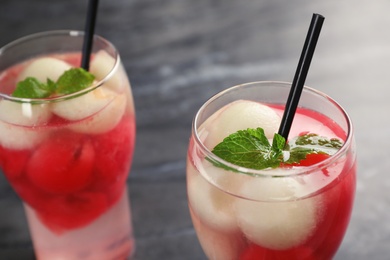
[17,57,71,83]
[69,91,127,134]
[51,86,118,121]
[204,100,281,149]
[90,50,126,93]
[187,162,238,232]
[234,176,320,250]
[0,100,51,126]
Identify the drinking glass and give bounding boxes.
[0,30,136,259]
[187,81,356,259]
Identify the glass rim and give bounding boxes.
[0,30,120,104]
[192,81,354,178]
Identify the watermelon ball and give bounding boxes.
[11,179,50,211]
[37,191,108,234]
[91,115,135,191]
[26,132,95,194]
[0,147,31,180]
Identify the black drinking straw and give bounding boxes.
[80,0,100,71]
[278,13,325,141]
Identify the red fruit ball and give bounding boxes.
[281,153,330,168]
[91,115,135,190]
[298,153,330,166]
[0,146,31,180]
[37,191,108,234]
[26,132,95,194]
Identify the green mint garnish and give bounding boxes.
[292,133,343,149]
[56,68,95,95]
[12,77,52,98]
[283,133,342,164]
[211,128,342,170]
[46,78,58,93]
[11,68,95,98]
[211,128,285,170]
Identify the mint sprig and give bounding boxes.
[11,68,95,98]
[292,133,343,149]
[285,133,342,163]
[12,78,52,98]
[211,128,342,170]
[211,128,284,170]
[56,68,95,95]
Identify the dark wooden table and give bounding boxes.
[1,0,389,259]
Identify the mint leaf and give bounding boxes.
[286,147,320,164]
[12,77,52,98]
[293,133,343,149]
[46,78,57,93]
[210,129,343,171]
[272,133,286,152]
[56,68,95,95]
[11,68,95,98]
[211,128,284,170]
[288,133,342,159]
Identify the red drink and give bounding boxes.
[187,82,356,260]
[0,31,136,259]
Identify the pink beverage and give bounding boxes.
[187,82,356,260]
[0,31,136,259]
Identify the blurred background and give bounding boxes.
[1,0,389,259]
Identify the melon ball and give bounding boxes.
[234,175,320,250]
[18,57,71,83]
[187,162,238,232]
[204,100,281,149]
[0,100,51,149]
[0,121,45,149]
[0,100,51,126]
[190,206,244,260]
[200,159,247,199]
[90,50,126,93]
[69,92,126,134]
[51,86,118,121]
